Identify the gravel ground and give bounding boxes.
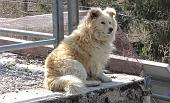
[0,52,45,94]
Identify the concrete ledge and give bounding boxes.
[0,74,149,103]
[108,54,170,81]
[108,54,143,75]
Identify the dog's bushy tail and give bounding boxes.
[44,75,85,95]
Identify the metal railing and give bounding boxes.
[0,0,79,52]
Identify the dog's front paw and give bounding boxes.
[100,74,112,82]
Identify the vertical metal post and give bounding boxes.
[68,0,79,34]
[52,0,64,47]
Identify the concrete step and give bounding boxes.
[0,74,149,103]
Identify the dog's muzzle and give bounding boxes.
[108,27,113,34]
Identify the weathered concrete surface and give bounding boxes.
[108,54,143,75]
[108,54,170,81]
[0,74,149,103]
[141,59,170,82]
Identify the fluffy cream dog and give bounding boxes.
[44,7,117,95]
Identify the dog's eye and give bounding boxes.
[101,21,105,24]
[109,22,111,24]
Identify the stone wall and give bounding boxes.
[0,74,149,103]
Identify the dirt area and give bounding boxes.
[0,52,44,94]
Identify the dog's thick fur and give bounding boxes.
[44,7,117,95]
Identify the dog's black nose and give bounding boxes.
[109,28,113,33]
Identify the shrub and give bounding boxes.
[121,0,170,62]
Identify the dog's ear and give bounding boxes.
[87,8,101,20]
[104,7,116,17]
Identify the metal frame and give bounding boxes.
[52,0,64,47]
[68,0,79,34]
[0,28,53,38]
[152,93,170,101]
[0,0,78,52]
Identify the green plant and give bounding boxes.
[119,0,170,62]
[37,0,51,14]
[122,0,170,20]
[4,61,17,68]
[22,68,32,73]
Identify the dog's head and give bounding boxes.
[85,7,117,41]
